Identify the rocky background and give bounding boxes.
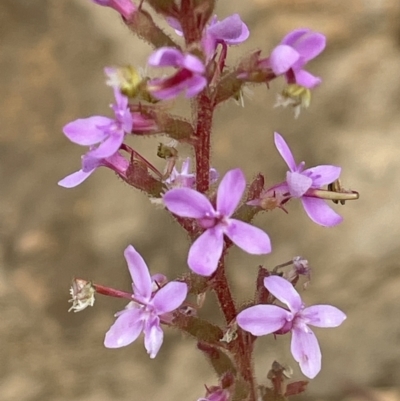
[1,1,400,400]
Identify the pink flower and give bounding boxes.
[236,275,346,379]
[104,245,188,358]
[91,0,136,19]
[163,168,271,276]
[168,14,249,59]
[58,151,129,188]
[63,88,133,160]
[147,48,207,100]
[266,29,326,88]
[274,132,342,226]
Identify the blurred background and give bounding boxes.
[1,1,400,400]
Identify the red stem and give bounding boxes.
[194,92,214,193]
[213,250,257,401]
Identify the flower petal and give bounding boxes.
[281,29,310,47]
[217,168,246,217]
[87,131,124,159]
[269,45,300,75]
[104,308,144,348]
[63,116,112,145]
[144,315,163,358]
[274,132,297,172]
[287,171,312,197]
[304,165,341,187]
[188,227,224,276]
[148,47,184,68]
[264,276,302,313]
[182,54,205,74]
[291,32,326,62]
[207,14,249,44]
[225,219,271,254]
[291,324,321,379]
[237,305,289,336]
[293,69,321,89]
[163,187,214,218]
[152,281,188,314]
[124,245,152,301]
[58,169,95,188]
[301,305,346,328]
[184,75,207,97]
[301,197,343,227]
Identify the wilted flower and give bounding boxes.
[68,278,96,313]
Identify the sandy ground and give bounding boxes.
[1,1,400,400]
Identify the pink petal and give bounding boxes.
[304,165,341,187]
[293,69,321,89]
[182,54,205,74]
[291,324,321,379]
[104,309,144,348]
[236,305,289,336]
[163,187,215,218]
[281,29,310,46]
[63,116,111,145]
[217,169,246,217]
[152,281,188,314]
[144,316,163,358]
[207,14,249,44]
[264,276,302,313]
[269,45,299,75]
[301,197,343,227]
[87,131,124,159]
[274,132,297,172]
[225,219,271,254]
[184,75,207,97]
[287,171,312,197]
[58,169,95,188]
[301,305,346,328]
[124,245,152,301]
[188,227,224,276]
[148,47,183,68]
[291,32,326,62]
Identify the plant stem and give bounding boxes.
[194,92,214,193]
[213,251,257,401]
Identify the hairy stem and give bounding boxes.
[194,92,214,193]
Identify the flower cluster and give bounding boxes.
[62,1,359,400]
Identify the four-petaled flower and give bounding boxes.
[274,132,343,227]
[147,48,207,100]
[104,245,188,358]
[163,168,271,276]
[63,88,133,160]
[91,0,136,20]
[236,275,346,379]
[266,29,326,88]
